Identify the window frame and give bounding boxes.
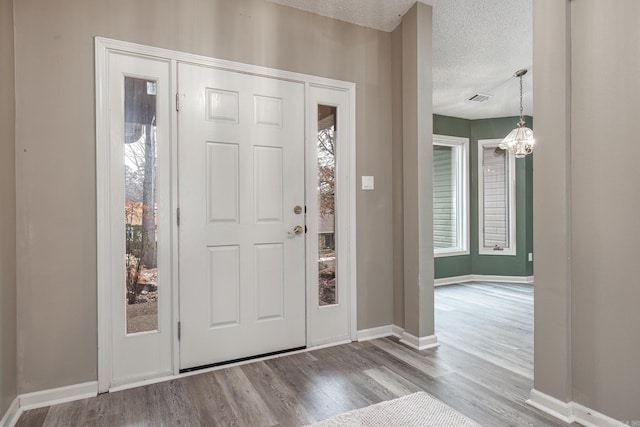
[477,138,517,256]
[432,134,469,258]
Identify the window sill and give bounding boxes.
[478,249,516,256]
[434,249,470,258]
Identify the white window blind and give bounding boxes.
[482,147,509,248]
[433,146,457,249]
[478,139,516,256]
[432,135,468,257]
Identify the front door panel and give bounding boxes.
[178,64,305,369]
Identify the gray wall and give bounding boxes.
[0,0,17,414]
[13,0,394,393]
[532,0,572,404]
[570,0,640,418]
[535,0,640,420]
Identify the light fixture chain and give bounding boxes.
[519,74,524,121]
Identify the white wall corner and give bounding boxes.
[356,325,394,342]
[19,381,98,412]
[0,397,20,427]
[526,389,574,424]
[399,331,439,351]
[391,324,404,338]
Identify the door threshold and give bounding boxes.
[179,346,307,374]
[109,340,350,393]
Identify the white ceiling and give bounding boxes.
[266,0,533,120]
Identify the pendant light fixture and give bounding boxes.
[499,68,534,158]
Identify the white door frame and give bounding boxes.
[96,37,357,392]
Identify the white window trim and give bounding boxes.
[433,134,469,258]
[478,138,516,256]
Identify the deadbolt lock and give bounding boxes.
[294,205,303,214]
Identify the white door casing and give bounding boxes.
[103,52,174,387]
[177,63,306,369]
[97,38,357,388]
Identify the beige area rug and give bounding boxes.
[307,392,481,427]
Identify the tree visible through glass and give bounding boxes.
[124,77,159,334]
[318,105,337,306]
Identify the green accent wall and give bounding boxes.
[433,114,534,279]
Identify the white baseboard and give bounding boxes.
[435,274,534,286]
[0,397,20,427]
[358,324,438,351]
[357,325,395,342]
[356,325,408,342]
[19,381,98,411]
[391,324,404,338]
[434,275,475,286]
[527,389,628,427]
[572,402,630,427]
[399,331,439,351]
[527,389,573,423]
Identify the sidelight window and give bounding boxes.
[124,77,159,334]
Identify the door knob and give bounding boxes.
[288,225,304,236]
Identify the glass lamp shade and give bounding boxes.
[499,123,534,158]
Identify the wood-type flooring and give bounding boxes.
[16,282,576,426]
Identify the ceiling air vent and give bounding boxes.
[468,93,491,103]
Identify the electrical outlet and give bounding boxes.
[528,253,533,262]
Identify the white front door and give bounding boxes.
[178,63,306,369]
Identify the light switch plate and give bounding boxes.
[362,176,374,190]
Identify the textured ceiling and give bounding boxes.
[266,0,532,120]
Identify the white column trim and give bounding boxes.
[399,331,439,351]
[348,82,358,342]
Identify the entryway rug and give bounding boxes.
[306,391,481,426]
